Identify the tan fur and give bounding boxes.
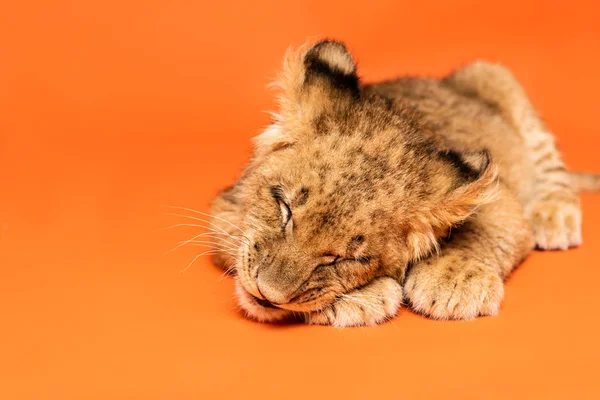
[208,40,599,326]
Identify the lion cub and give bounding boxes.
[208,40,599,327]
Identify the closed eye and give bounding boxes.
[278,199,292,227]
[317,255,371,266]
[270,185,292,230]
[317,255,340,266]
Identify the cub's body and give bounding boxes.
[208,41,598,327]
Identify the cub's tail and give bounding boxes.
[570,172,600,192]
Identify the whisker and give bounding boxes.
[218,259,238,281]
[186,243,239,255]
[184,247,238,259]
[165,212,239,236]
[175,231,246,244]
[164,223,226,231]
[177,231,247,241]
[184,239,239,248]
[180,250,219,273]
[165,231,245,255]
[182,239,241,252]
[164,222,248,242]
[162,205,249,236]
[164,212,252,244]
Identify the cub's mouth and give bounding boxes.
[250,291,330,311]
[247,286,342,313]
[250,294,279,309]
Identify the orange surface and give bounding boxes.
[2,1,600,399]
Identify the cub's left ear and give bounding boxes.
[255,40,360,156]
[303,40,359,99]
[274,40,360,125]
[436,149,499,226]
[406,149,499,261]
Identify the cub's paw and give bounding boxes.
[305,277,402,328]
[404,260,504,320]
[530,197,582,250]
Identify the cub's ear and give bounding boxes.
[254,40,360,156]
[439,149,492,183]
[406,150,498,261]
[272,40,360,127]
[435,149,499,226]
[302,40,359,99]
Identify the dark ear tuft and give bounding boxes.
[303,40,359,98]
[305,40,356,75]
[438,149,492,182]
[422,148,497,233]
[270,40,360,130]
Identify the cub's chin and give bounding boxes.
[234,278,295,323]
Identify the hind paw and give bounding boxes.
[530,198,582,250]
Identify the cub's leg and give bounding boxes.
[404,187,534,320]
[305,277,403,327]
[208,185,247,272]
[446,62,581,249]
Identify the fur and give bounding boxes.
[208,40,599,327]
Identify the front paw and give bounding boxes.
[404,260,504,320]
[305,277,403,327]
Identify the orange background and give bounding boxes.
[1,1,600,399]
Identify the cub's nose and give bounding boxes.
[256,279,294,305]
[256,268,301,305]
[251,295,278,309]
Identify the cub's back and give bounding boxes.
[364,77,536,204]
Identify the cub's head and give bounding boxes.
[219,41,497,322]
